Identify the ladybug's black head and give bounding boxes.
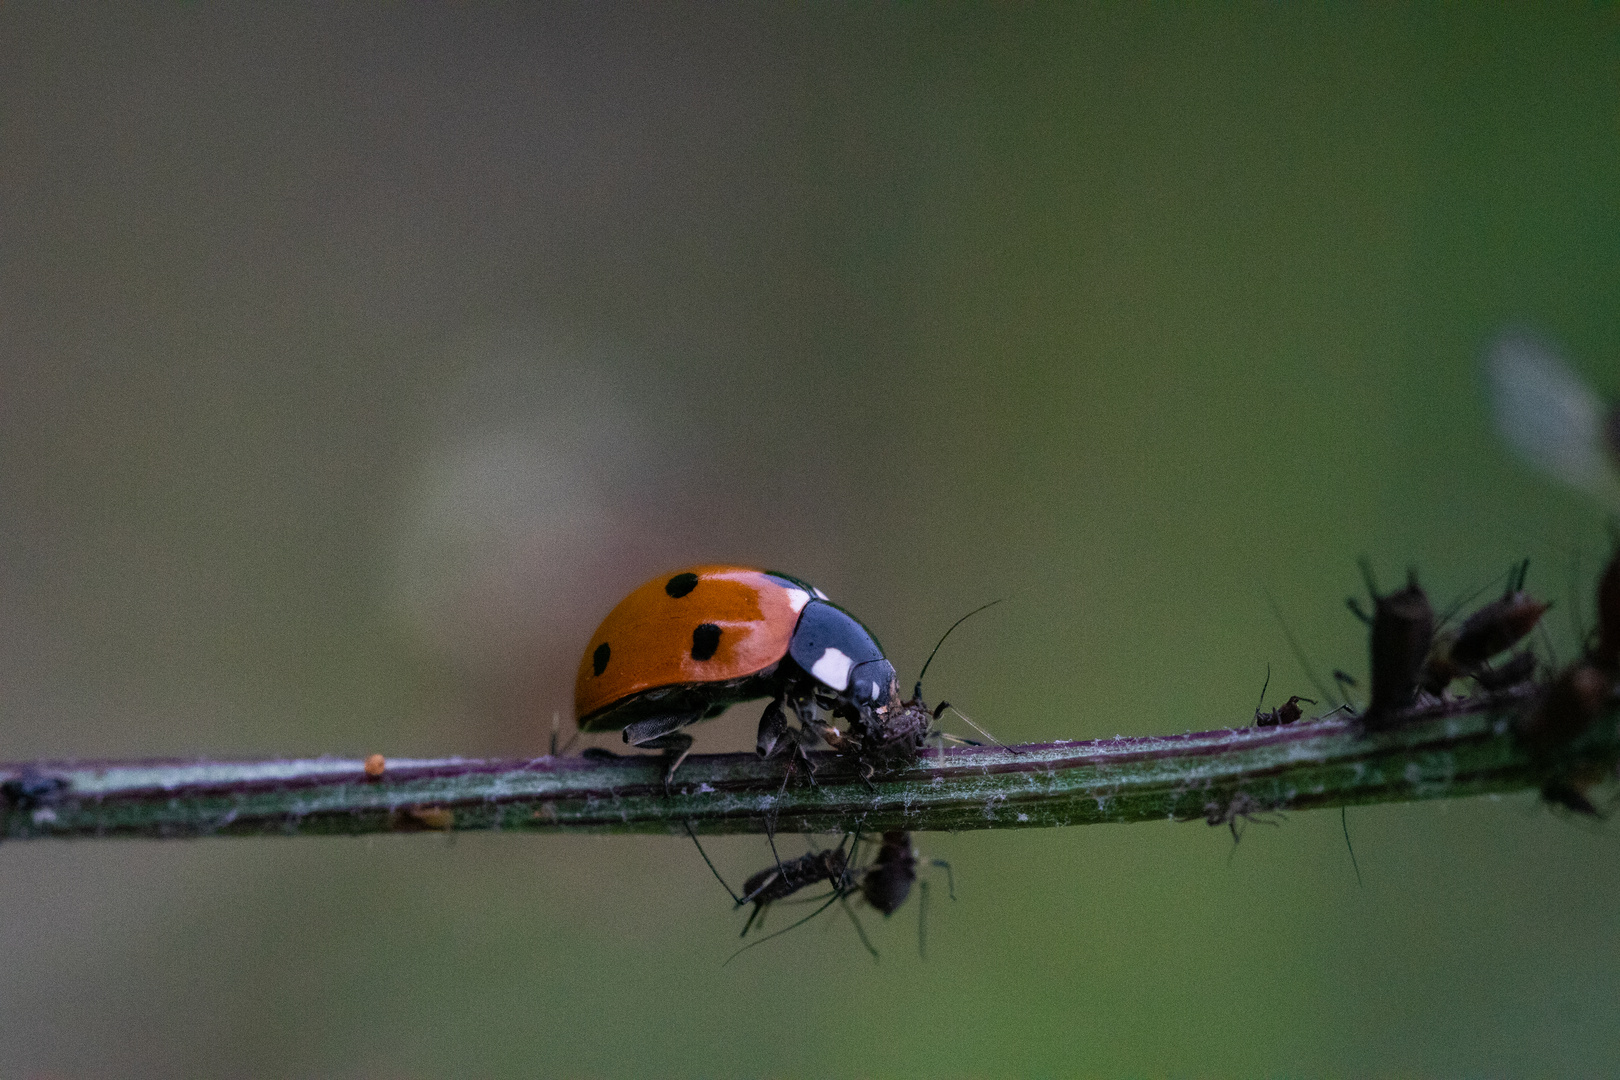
[849,658,900,713]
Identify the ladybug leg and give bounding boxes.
[621,712,701,790]
[756,698,791,758]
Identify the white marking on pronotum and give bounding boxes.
[784,588,810,613]
[870,680,881,699]
[813,587,828,600]
[810,647,854,690]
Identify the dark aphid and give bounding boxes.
[1515,661,1612,758]
[1449,563,1550,670]
[859,830,955,959]
[1421,562,1549,695]
[1348,563,1435,731]
[859,831,955,912]
[856,830,931,916]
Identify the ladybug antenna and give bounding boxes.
[913,599,1005,701]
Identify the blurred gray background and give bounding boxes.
[3,5,1618,1076]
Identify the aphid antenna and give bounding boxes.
[723,892,846,966]
[1340,806,1363,888]
[1358,556,1380,597]
[941,704,1020,755]
[1538,621,1562,673]
[1332,670,1361,713]
[1436,558,1534,630]
[912,599,1005,701]
[683,820,743,905]
[1254,664,1272,715]
[1565,543,1587,648]
[1344,556,1381,625]
[1264,591,1339,708]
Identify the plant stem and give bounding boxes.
[2,685,1601,841]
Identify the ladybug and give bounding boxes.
[575,565,901,779]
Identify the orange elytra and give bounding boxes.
[573,565,899,776]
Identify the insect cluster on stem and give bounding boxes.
[1337,547,1619,815]
[688,825,954,963]
[1345,558,1550,732]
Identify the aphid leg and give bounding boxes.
[840,895,879,961]
[929,858,956,900]
[1340,807,1363,888]
[1265,590,1340,708]
[917,879,929,960]
[764,821,786,879]
[739,900,768,937]
[683,819,742,904]
[1332,669,1360,711]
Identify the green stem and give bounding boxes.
[2,685,1598,840]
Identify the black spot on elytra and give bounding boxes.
[592,642,611,676]
[665,572,699,598]
[691,623,722,661]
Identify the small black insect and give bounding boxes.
[1255,696,1313,726]
[1249,666,1315,727]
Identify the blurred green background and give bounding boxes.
[3,5,1619,1076]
